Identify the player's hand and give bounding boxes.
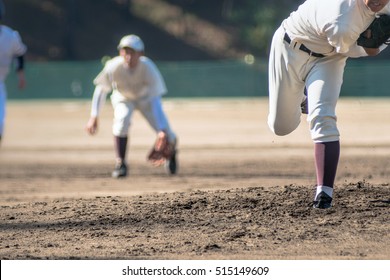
[86,117,98,135]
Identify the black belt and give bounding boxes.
[284,33,324,58]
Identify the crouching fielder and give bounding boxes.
[86,35,178,178]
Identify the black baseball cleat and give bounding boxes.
[165,150,178,175]
[112,161,128,178]
[313,191,332,209]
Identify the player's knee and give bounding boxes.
[272,127,290,136]
[310,116,340,142]
[268,118,297,136]
[113,124,130,137]
[113,118,131,136]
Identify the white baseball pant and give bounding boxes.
[268,26,348,143]
[110,92,176,143]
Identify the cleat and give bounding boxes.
[313,191,332,209]
[165,150,178,175]
[112,161,128,178]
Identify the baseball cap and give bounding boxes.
[117,35,144,52]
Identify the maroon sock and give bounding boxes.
[114,136,128,162]
[314,141,340,188]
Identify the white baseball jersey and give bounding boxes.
[268,0,390,143]
[283,0,390,57]
[0,25,27,82]
[94,56,166,99]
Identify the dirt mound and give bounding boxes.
[1,181,388,259]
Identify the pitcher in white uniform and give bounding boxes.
[268,0,390,208]
[0,0,27,145]
[86,34,178,178]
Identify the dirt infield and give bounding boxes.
[0,98,389,259]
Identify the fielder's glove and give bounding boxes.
[357,14,390,48]
[147,132,174,166]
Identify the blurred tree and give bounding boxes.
[3,0,306,60]
[64,0,77,59]
[163,0,303,57]
[222,0,303,57]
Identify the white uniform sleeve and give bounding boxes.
[90,85,108,117]
[143,58,167,96]
[90,61,115,117]
[344,43,370,58]
[12,31,27,56]
[345,43,388,58]
[93,70,113,93]
[378,44,389,52]
[324,24,359,55]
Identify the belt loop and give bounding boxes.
[283,32,324,58]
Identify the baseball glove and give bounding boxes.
[357,15,390,48]
[147,132,174,166]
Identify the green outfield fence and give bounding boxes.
[5,58,390,100]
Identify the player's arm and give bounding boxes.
[324,22,383,58]
[363,46,381,56]
[86,64,113,135]
[86,85,108,135]
[144,58,167,97]
[16,55,26,89]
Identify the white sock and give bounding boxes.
[315,185,333,200]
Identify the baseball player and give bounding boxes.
[0,0,27,145]
[85,34,178,178]
[268,0,390,208]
